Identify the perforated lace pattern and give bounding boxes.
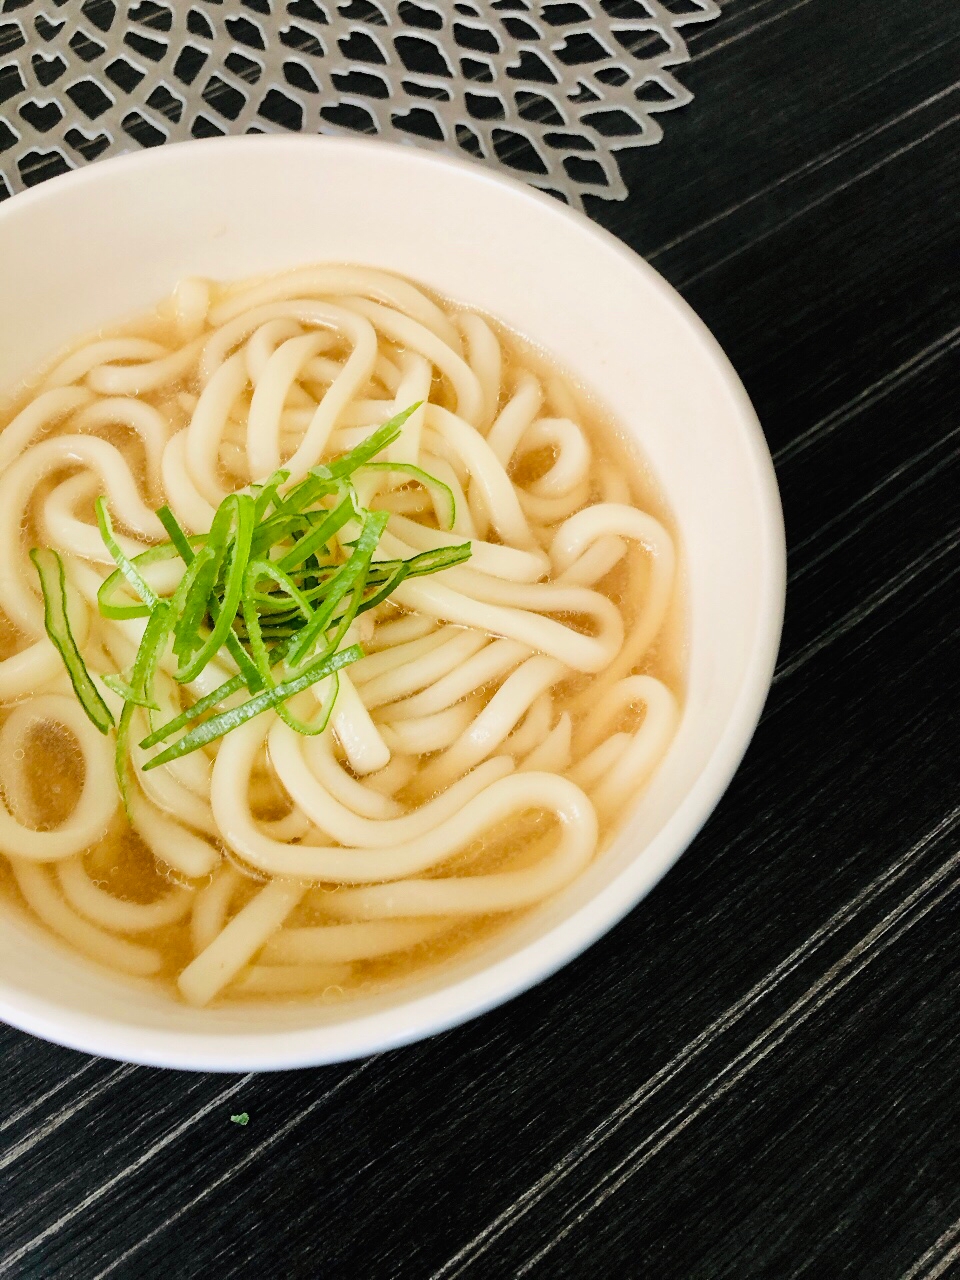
[0,0,719,209]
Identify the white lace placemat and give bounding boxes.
[0,0,719,209]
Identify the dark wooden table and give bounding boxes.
[3,2,960,1275]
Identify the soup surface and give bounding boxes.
[0,265,683,1006]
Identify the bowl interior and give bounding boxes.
[0,136,784,1069]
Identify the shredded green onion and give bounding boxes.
[142,644,363,770]
[114,602,173,816]
[95,497,158,611]
[252,470,290,522]
[98,540,199,620]
[31,407,469,790]
[31,548,114,734]
[175,495,255,684]
[361,462,457,531]
[275,494,357,575]
[156,505,195,565]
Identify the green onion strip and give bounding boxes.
[29,406,471,780]
[361,462,457,531]
[31,548,114,734]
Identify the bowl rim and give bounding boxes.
[0,133,786,1071]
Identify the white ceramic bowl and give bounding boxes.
[0,136,785,1071]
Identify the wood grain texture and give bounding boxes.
[3,1,960,1275]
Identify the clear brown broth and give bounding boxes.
[0,286,686,1004]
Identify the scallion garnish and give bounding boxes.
[360,462,457,531]
[114,601,173,815]
[95,497,159,611]
[141,644,364,770]
[30,407,470,788]
[31,547,114,734]
[156,504,196,565]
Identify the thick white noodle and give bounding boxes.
[57,856,193,932]
[366,610,438,651]
[502,690,554,761]
[208,265,460,348]
[43,471,146,566]
[85,337,203,397]
[0,635,74,703]
[43,338,169,390]
[379,700,480,755]
[458,313,501,431]
[245,317,305,382]
[425,406,537,548]
[320,781,598,918]
[341,298,484,427]
[486,374,543,465]
[387,514,549,582]
[416,656,568,791]
[231,718,514,862]
[0,263,680,1003]
[220,719,597,897]
[160,429,218,532]
[325,670,391,775]
[557,536,627,587]
[302,731,404,820]
[185,351,248,505]
[387,352,431,469]
[178,877,304,1006]
[245,306,378,481]
[0,386,93,473]
[523,417,592,496]
[0,436,164,634]
[551,504,676,688]
[0,696,117,862]
[570,734,630,791]
[358,629,488,711]
[190,862,243,955]
[520,711,572,773]
[11,859,161,976]
[519,480,592,525]
[348,627,454,684]
[377,637,529,722]
[363,753,418,797]
[261,918,450,965]
[577,675,680,812]
[173,277,211,340]
[127,787,221,879]
[386,571,622,675]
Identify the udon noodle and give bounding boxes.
[0,265,681,1007]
